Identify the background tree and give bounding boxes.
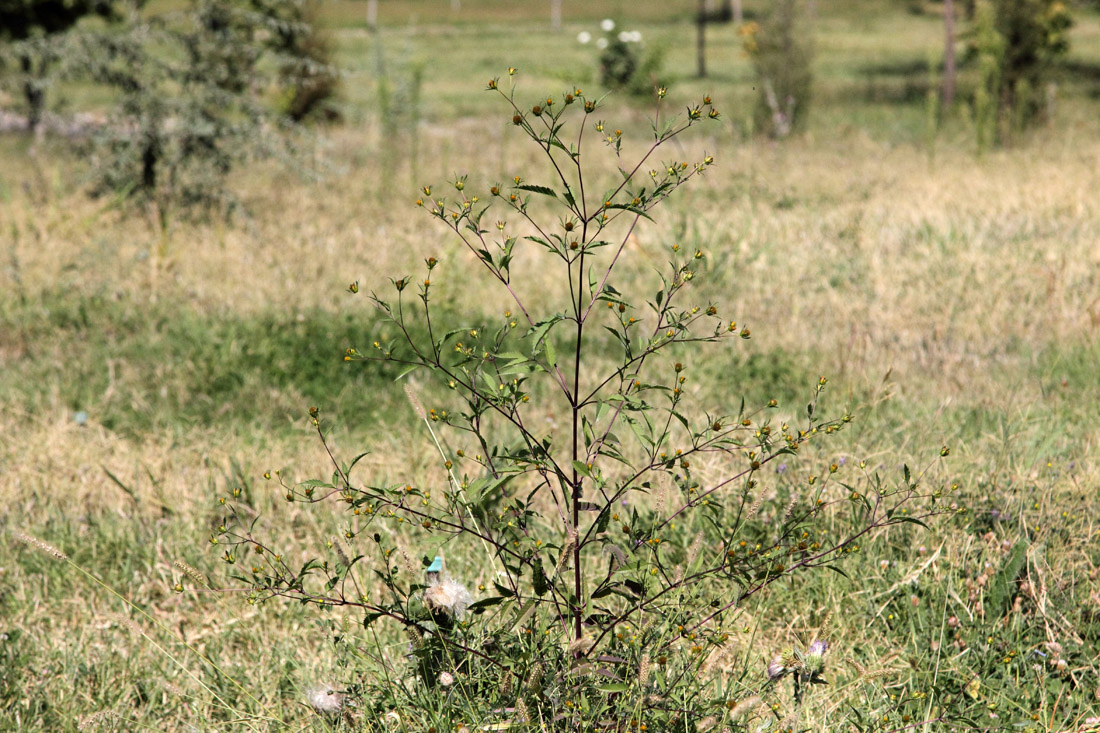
[742,0,814,138]
[0,0,119,131]
[970,0,1072,140]
[695,0,735,78]
[992,0,1071,121]
[250,0,341,122]
[78,0,296,228]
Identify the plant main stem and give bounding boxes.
[572,250,586,642]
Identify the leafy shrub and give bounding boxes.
[580,20,661,97]
[255,0,342,122]
[599,35,638,89]
[74,0,299,227]
[969,0,1073,144]
[0,0,120,131]
[210,75,953,731]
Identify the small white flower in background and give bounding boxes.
[424,574,474,618]
[618,31,630,43]
[628,30,643,43]
[438,671,455,687]
[601,18,615,32]
[879,559,890,571]
[596,37,609,50]
[306,684,344,714]
[577,31,591,44]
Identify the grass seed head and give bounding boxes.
[16,532,67,561]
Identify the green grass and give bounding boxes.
[0,289,428,437]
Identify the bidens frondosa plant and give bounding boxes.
[212,73,951,730]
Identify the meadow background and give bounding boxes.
[2,0,1099,730]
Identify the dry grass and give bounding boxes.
[5,118,1099,727]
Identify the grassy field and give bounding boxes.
[3,1,1100,730]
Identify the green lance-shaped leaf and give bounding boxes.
[532,559,548,596]
[988,540,1030,619]
[526,314,564,360]
[517,184,558,199]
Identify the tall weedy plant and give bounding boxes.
[212,72,951,730]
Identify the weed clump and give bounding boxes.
[212,73,952,730]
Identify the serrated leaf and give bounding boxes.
[512,598,536,629]
[544,337,557,368]
[527,235,554,250]
[824,563,851,580]
[626,415,653,450]
[468,596,506,613]
[893,516,930,530]
[480,371,501,396]
[592,584,616,599]
[526,315,563,353]
[595,507,610,533]
[603,204,654,221]
[347,451,371,473]
[532,561,548,596]
[517,184,557,198]
[670,410,689,430]
[394,363,421,381]
[603,325,629,351]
